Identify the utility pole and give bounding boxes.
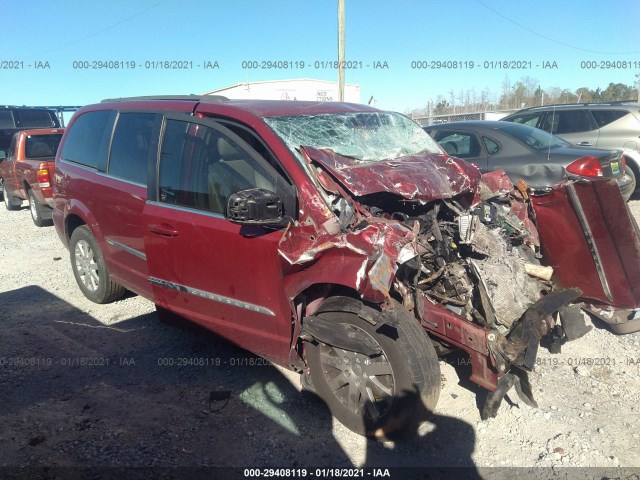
[637,73,639,103]
[338,0,345,102]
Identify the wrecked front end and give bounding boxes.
[278,143,609,418]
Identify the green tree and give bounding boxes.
[601,82,635,101]
[434,100,450,115]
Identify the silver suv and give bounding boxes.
[502,101,640,193]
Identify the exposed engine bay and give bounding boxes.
[390,195,546,333]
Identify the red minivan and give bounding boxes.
[53,96,640,438]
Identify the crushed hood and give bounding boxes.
[302,146,480,202]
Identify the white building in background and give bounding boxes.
[203,78,361,103]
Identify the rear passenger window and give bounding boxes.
[108,113,158,185]
[552,110,594,134]
[591,110,628,127]
[60,110,116,169]
[158,119,276,214]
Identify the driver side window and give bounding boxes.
[158,119,277,215]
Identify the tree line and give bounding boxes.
[408,76,639,118]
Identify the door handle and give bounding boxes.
[577,142,593,146]
[148,223,179,237]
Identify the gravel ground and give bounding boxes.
[1,196,639,479]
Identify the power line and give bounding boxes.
[475,0,640,55]
[26,0,169,58]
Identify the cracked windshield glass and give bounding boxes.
[264,111,442,162]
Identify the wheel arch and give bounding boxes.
[288,283,365,368]
[65,213,87,240]
[63,200,104,246]
[623,152,640,191]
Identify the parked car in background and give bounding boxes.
[424,120,634,200]
[501,101,640,193]
[52,96,640,438]
[0,128,64,226]
[0,106,61,199]
[0,106,61,156]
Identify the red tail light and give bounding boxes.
[566,156,603,177]
[37,164,51,187]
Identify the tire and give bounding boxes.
[625,165,637,195]
[28,189,52,227]
[305,299,441,439]
[2,179,21,211]
[69,225,126,304]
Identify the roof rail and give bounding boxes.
[514,99,638,112]
[100,94,229,103]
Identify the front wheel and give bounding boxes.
[28,189,52,227]
[305,299,441,439]
[69,225,126,304]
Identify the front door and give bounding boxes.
[143,115,294,362]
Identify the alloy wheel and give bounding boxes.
[74,240,100,291]
[318,330,395,420]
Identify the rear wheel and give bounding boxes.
[28,189,52,227]
[305,299,440,439]
[2,179,21,211]
[69,225,126,303]
[625,165,637,196]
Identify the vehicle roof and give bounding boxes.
[506,101,640,114]
[98,95,379,117]
[0,105,58,111]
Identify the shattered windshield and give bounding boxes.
[264,111,442,162]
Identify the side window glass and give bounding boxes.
[553,110,593,134]
[509,113,542,128]
[434,131,481,158]
[158,119,276,215]
[60,110,116,169]
[482,136,500,155]
[0,110,15,128]
[591,110,628,128]
[219,122,290,181]
[17,110,57,128]
[108,112,158,185]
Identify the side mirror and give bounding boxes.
[226,188,284,226]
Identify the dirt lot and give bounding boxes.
[1,196,640,479]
